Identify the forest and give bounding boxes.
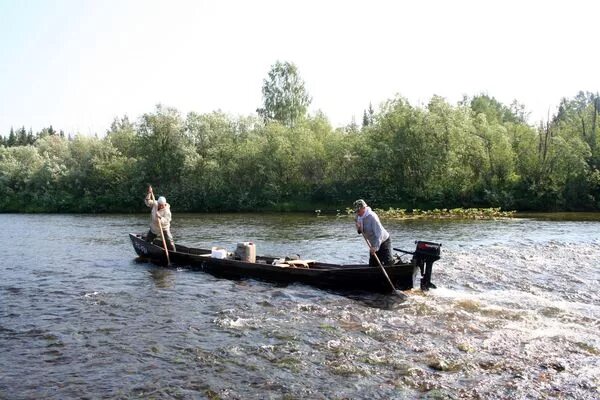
[1,61,599,213]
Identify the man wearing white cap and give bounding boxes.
[144,186,175,251]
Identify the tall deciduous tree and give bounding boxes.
[554,91,600,165]
[106,115,138,159]
[257,61,311,127]
[138,105,190,187]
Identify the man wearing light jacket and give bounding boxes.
[145,186,175,251]
[353,199,393,266]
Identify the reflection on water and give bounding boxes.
[148,267,176,289]
[0,213,599,399]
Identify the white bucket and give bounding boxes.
[211,247,228,259]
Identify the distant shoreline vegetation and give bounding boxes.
[1,62,599,213]
[319,207,516,220]
[371,207,516,220]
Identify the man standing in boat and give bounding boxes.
[354,199,393,266]
[144,186,175,251]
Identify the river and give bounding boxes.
[0,213,598,399]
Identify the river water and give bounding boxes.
[0,213,598,399]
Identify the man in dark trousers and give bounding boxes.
[354,199,392,266]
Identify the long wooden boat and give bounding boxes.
[129,233,441,293]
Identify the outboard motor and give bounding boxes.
[413,241,441,290]
[395,241,442,291]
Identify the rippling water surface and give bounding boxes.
[1,213,599,399]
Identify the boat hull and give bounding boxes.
[129,233,420,293]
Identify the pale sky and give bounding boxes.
[0,0,598,136]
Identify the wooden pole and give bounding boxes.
[362,234,406,298]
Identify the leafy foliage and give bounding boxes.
[257,61,311,127]
[1,85,599,213]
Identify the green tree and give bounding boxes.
[27,128,35,145]
[180,111,244,210]
[0,145,44,210]
[40,126,56,138]
[423,97,482,205]
[554,91,599,166]
[7,128,16,146]
[362,102,375,127]
[106,115,139,159]
[138,105,192,191]
[540,91,600,209]
[30,135,70,211]
[469,94,523,124]
[257,61,311,127]
[185,111,238,158]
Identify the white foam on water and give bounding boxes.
[213,316,256,329]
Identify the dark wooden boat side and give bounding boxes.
[129,233,419,293]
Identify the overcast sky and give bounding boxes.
[0,0,598,136]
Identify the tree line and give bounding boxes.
[1,61,599,213]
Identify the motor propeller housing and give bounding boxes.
[394,241,442,291]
